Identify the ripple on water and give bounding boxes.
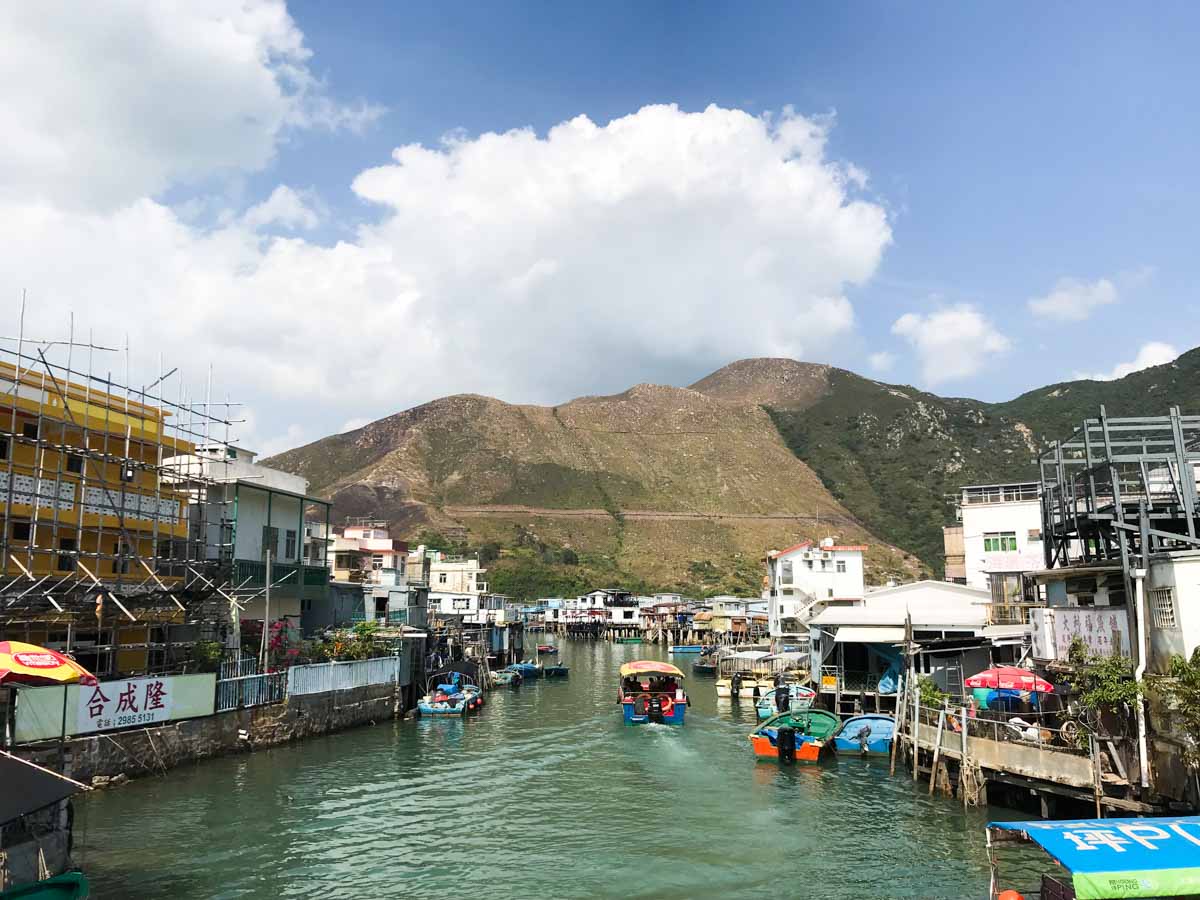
[80,641,997,900]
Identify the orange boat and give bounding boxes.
[748,709,840,762]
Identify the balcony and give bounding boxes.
[232,559,330,600]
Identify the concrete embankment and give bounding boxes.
[17,682,403,784]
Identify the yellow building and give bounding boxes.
[0,358,202,676]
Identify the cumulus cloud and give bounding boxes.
[891,305,1011,385]
[1028,276,1118,322]
[0,0,381,212]
[1075,342,1179,382]
[4,50,892,456]
[868,351,895,373]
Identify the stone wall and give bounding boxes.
[17,682,403,785]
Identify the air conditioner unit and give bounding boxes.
[821,551,832,560]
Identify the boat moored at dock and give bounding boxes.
[618,660,688,725]
[748,709,841,762]
[833,714,894,756]
[418,671,484,716]
[667,644,704,654]
[754,683,817,720]
[544,664,569,678]
[508,660,543,678]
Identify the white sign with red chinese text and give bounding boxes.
[76,676,174,734]
[1031,606,1132,661]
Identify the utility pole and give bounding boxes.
[260,548,272,670]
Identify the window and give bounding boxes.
[371,554,384,570]
[805,559,814,570]
[66,454,84,474]
[22,422,38,439]
[622,610,633,620]
[112,540,131,574]
[12,521,31,541]
[820,559,829,570]
[0,437,7,459]
[439,573,447,584]
[452,597,470,611]
[285,529,297,559]
[1028,528,1042,542]
[1150,587,1177,629]
[983,531,1018,552]
[836,560,846,574]
[57,537,77,571]
[780,559,793,584]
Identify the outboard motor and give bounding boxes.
[648,696,665,724]
[855,724,872,754]
[777,726,797,763]
[775,685,791,713]
[730,673,742,698]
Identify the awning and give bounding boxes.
[989,817,1200,899]
[0,751,89,825]
[833,626,905,644]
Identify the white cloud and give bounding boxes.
[1075,342,1179,382]
[0,0,381,212]
[0,7,892,456]
[1028,276,1118,322]
[891,305,1011,385]
[243,185,321,231]
[868,351,895,373]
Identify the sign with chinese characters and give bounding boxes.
[77,677,174,734]
[1031,607,1132,661]
[12,673,216,744]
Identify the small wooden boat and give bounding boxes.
[833,714,895,756]
[508,660,543,678]
[536,644,558,654]
[618,660,688,725]
[0,871,90,899]
[417,671,484,716]
[748,709,840,762]
[667,644,704,654]
[544,664,569,678]
[491,669,523,687]
[754,683,817,720]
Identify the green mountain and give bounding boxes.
[755,348,1200,573]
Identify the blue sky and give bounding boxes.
[285,1,1199,396]
[4,2,1198,452]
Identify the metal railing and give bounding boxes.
[286,656,401,696]
[216,672,287,711]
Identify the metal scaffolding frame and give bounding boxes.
[1039,405,1200,572]
[0,310,243,674]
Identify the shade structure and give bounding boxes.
[964,665,1052,693]
[989,817,1200,899]
[619,660,685,679]
[0,641,97,686]
[0,751,89,825]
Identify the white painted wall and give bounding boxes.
[232,487,305,563]
[960,499,1043,589]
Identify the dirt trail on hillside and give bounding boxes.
[442,504,859,526]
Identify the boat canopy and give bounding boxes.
[755,709,841,739]
[0,751,89,825]
[725,650,770,661]
[988,817,1200,899]
[619,660,685,679]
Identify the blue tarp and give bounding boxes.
[990,817,1200,899]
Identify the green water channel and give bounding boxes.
[78,640,1017,899]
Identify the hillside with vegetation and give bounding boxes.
[757,348,1200,573]
[265,384,920,598]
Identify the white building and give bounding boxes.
[765,538,866,639]
[409,546,490,617]
[809,580,1028,699]
[954,482,1044,590]
[330,520,408,585]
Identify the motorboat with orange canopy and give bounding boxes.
[618,660,688,725]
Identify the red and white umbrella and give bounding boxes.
[964,666,1053,693]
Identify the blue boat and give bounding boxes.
[668,644,705,654]
[618,661,688,725]
[833,714,894,756]
[507,660,543,678]
[417,671,484,716]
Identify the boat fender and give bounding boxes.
[659,697,674,719]
[777,725,797,763]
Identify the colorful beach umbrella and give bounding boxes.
[0,641,97,686]
[964,665,1052,693]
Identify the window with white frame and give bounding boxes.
[780,559,793,584]
[1150,587,1177,629]
[983,532,1018,552]
[836,560,846,574]
[439,573,447,584]
[372,554,384,570]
